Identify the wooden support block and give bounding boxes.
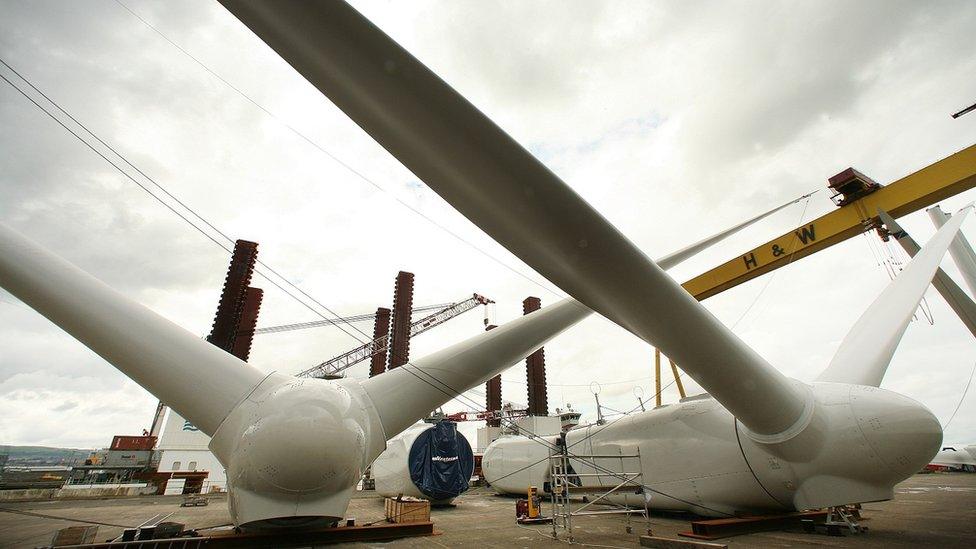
[51,526,98,546]
[640,536,728,549]
[679,511,827,539]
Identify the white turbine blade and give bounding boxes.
[657,191,814,270]
[928,205,976,297]
[0,222,268,435]
[363,200,798,437]
[221,0,808,438]
[362,298,590,437]
[818,207,972,387]
[879,209,976,339]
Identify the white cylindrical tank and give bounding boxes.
[482,433,557,495]
[373,421,474,504]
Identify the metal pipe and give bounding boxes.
[670,359,686,399]
[928,205,976,296]
[654,349,662,407]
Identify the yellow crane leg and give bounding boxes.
[654,348,662,407]
[669,359,686,399]
[683,144,976,300]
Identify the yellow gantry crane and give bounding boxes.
[652,144,976,404]
[683,144,976,300]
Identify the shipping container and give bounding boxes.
[110,435,156,451]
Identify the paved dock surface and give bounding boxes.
[1,473,973,548]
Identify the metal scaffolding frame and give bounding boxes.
[547,440,649,541]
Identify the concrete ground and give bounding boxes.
[1,473,974,548]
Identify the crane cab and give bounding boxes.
[828,167,882,206]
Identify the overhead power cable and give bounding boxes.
[5,13,783,516]
[0,58,731,515]
[0,507,132,528]
[942,361,975,430]
[0,56,369,346]
[730,192,813,330]
[113,0,565,299]
[1,57,783,514]
[0,57,536,418]
[0,40,591,450]
[254,302,450,335]
[0,55,531,424]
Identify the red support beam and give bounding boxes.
[388,271,415,369]
[207,239,258,353]
[369,307,392,377]
[523,297,548,416]
[231,287,263,362]
[484,324,501,427]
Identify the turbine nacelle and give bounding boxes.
[209,373,386,528]
[742,382,942,510]
[486,380,941,515]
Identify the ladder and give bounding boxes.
[297,293,493,378]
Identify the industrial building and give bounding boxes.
[152,411,226,495]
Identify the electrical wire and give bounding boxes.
[84,6,568,417]
[254,302,450,335]
[942,361,975,431]
[0,57,522,420]
[0,57,372,347]
[502,377,652,388]
[0,507,132,528]
[372,346,739,518]
[113,0,566,300]
[0,64,770,512]
[487,375,681,486]
[2,20,791,519]
[730,192,813,330]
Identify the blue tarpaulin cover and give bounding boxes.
[408,421,474,500]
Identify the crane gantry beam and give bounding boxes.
[682,144,976,301]
[297,293,494,379]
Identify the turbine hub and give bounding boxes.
[208,373,385,528]
[850,385,942,480]
[237,381,366,493]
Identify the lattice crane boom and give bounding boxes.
[247,303,450,335]
[296,293,493,378]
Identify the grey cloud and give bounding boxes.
[52,401,78,412]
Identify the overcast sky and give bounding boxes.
[1,0,975,450]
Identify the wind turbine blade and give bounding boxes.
[657,191,815,270]
[818,207,972,386]
[362,298,590,437]
[221,0,808,438]
[928,205,976,297]
[878,209,976,339]
[0,222,268,435]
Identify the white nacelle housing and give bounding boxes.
[208,374,386,528]
[929,443,976,471]
[484,383,942,516]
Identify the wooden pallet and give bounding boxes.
[385,497,431,523]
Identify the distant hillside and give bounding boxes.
[1,445,93,466]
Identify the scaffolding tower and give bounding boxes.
[548,437,649,541]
